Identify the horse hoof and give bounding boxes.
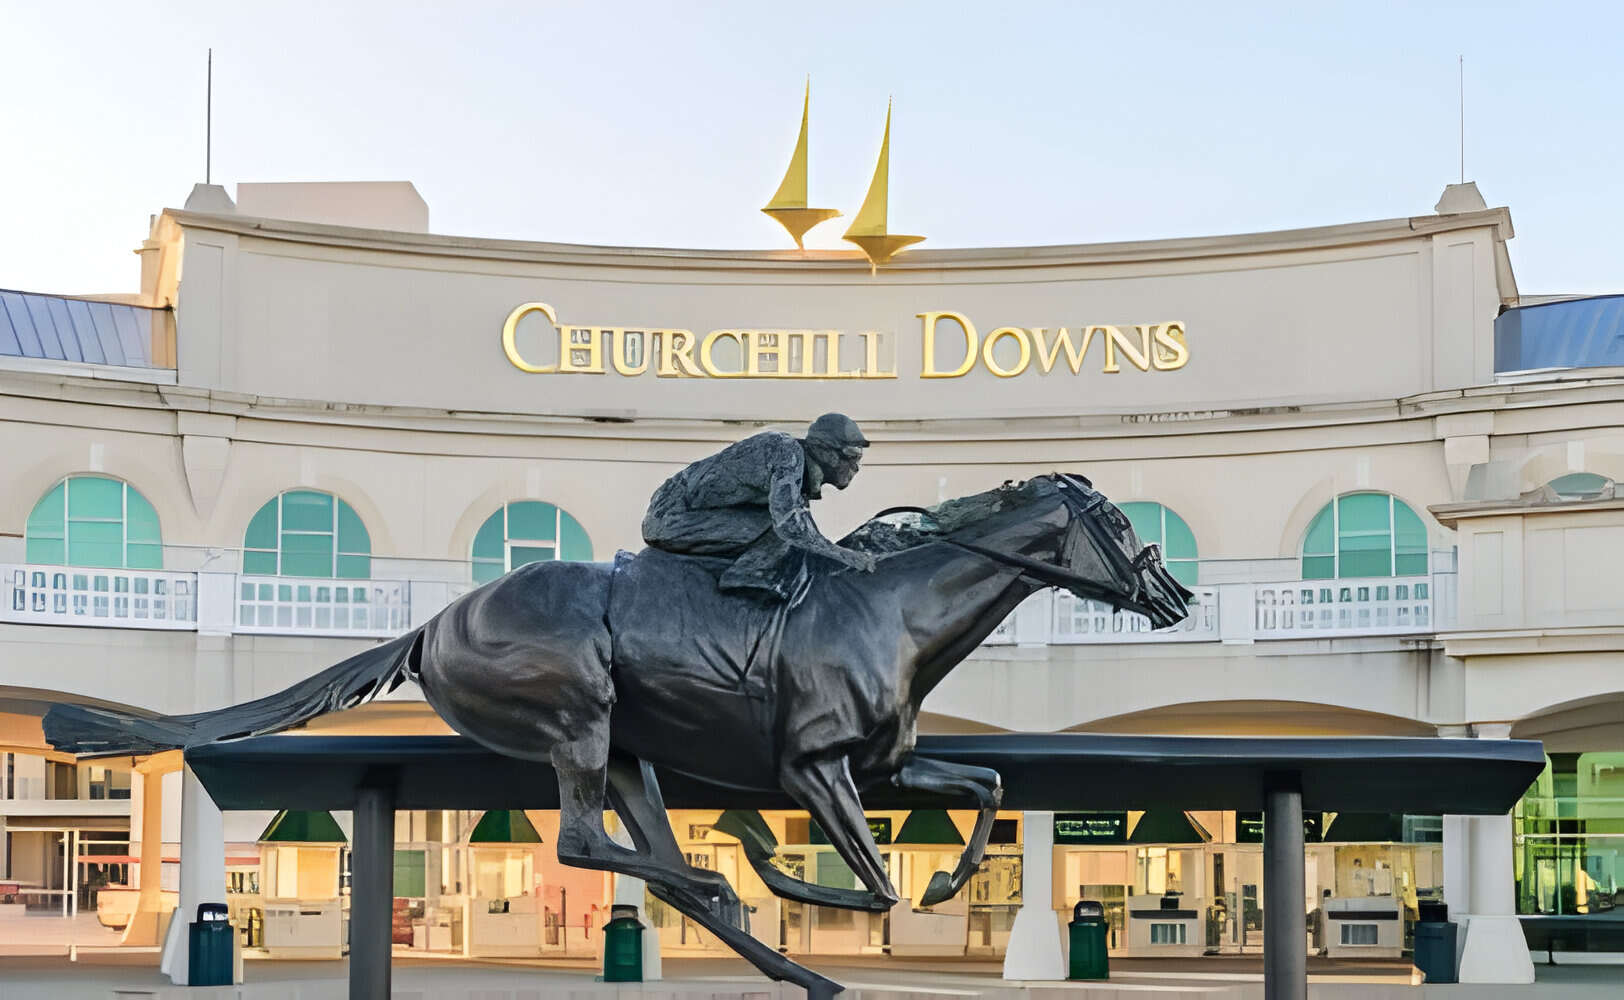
[919,870,956,907]
[804,975,845,1000]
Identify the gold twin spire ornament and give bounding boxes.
[842,100,924,271]
[762,85,924,270]
[762,81,841,250]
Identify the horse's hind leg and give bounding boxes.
[645,880,844,999]
[605,758,738,920]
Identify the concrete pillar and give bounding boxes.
[351,782,396,1000]
[158,764,226,984]
[1263,776,1306,1000]
[1456,724,1535,984]
[121,762,172,945]
[1003,810,1064,981]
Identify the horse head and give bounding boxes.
[1048,473,1194,629]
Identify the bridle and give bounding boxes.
[871,474,1161,612]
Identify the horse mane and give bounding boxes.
[840,475,1064,555]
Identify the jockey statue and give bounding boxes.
[641,412,876,602]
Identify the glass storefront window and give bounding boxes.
[1516,752,1624,915]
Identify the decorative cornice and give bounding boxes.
[162,206,1515,275]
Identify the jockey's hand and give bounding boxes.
[840,548,877,573]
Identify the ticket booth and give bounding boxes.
[465,810,543,957]
[257,810,347,959]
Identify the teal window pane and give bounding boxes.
[1168,559,1198,589]
[281,491,333,532]
[472,512,505,561]
[69,520,124,568]
[1393,500,1427,575]
[1395,552,1428,576]
[335,554,371,579]
[472,558,505,584]
[27,537,65,565]
[1162,509,1197,562]
[126,543,163,570]
[244,500,279,550]
[1339,546,1392,578]
[125,490,161,545]
[1302,554,1335,580]
[243,550,278,575]
[510,544,555,568]
[26,483,66,541]
[506,501,557,543]
[335,501,371,556]
[1302,505,1334,557]
[279,533,335,577]
[67,476,123,519]
[1119,502,1163,546]
[558,512,593,562]
[1338,493,1391,532]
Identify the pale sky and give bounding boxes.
[4,1,1621,296]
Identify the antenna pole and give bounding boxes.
[1458,54,1464,184]
[206,48,213,185]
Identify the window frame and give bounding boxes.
[1300,492,1428,580]
[471,501,592,584]
[24,474,163,569]
[242,490,372,579]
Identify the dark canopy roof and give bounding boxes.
[187,733,1543,816]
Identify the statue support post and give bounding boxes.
[351,775,397,1000]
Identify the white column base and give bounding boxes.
[1003,906,1064,981]
[1458,914,1535,984]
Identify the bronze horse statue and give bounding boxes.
[46,473,1190,998]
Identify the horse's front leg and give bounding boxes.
[780,754,899,911]
[716,808,896,911]
[890,755,1003,906]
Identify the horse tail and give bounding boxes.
[43,628,423,756]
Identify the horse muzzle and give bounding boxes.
[1132,544,1195,630]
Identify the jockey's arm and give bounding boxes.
[766,443,876,572]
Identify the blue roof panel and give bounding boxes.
[0,289,166,369]
[1496,294,1624,372]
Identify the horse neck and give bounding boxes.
[863,530,1052,708]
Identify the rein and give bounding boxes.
[869,495,1140,608]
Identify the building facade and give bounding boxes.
[0,181,1619,969]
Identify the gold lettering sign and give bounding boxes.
[501,302,1187,379]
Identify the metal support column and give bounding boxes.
[1263,773,1306,1000]
[351,778,396,1000]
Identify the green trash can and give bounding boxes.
[1412,900,1458,984]
[187,902,234,986]
[602,903,644,983]
[1068,900,1109,980]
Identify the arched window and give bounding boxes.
[1301,492,1428,580]
[243,490,372,578]
[25,475,162,568]
[471,501,592,584]
[1118,501,1198,587]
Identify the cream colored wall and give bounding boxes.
[167,211,1510,424]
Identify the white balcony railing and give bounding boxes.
[1253,576,1432,638]
[235,576,409,637]
[1052,588,1220,643]
[1,563,196,629]
[981,571,1449,647]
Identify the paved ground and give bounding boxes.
[0,953,1617,1000]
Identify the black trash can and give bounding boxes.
[1412,899,1458,984]
[188,902,234,986]
[1068,900,1109,980]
